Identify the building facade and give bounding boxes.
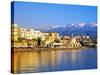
[11,24,20,42]
[67,37,82,48]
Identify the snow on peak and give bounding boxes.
[52,25,66,28]
[91,23,97,27]
[79,23,86,27]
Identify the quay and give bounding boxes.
[11,47,88,52]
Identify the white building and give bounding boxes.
[41,32,49,41]
[32,30,42,39]
[20,27,44,40]
[20,28,34,39]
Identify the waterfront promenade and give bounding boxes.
[12,47,90,52]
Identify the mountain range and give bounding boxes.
[41,23,97,40]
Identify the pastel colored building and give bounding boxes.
[67,37,82,48]
[11,24,20,41]
[20,28,34,39]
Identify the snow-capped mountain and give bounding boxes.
[43,23,97,40]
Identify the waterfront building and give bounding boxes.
[12,24,89,48]
[20,28,34,40]
[11,24,20,42]
[60,36,70,47]
[45,40,52,47]
[67,37,82,48]
[40,33,49,47]
[32,30,42,39]
[50,43,62,48]
[80,37,95,47]
[43,32,60,47]
[49,32,60,41]
[41,32,49,41]
[47,32,60,43]
[82,35,90,39]
[60,39,69,47]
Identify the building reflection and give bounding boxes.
[12,48,96,73]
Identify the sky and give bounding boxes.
[11,1,97,29]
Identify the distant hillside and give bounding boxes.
[42,23,97,40]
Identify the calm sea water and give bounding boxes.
[12,48,97,74]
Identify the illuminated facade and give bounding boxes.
[12,24,82,48]
[67,37,82,48]
[20,28,34,39]
[11,24,20,41]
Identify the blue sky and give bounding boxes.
[11,1,97,29]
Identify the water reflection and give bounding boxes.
[11,48,97,73]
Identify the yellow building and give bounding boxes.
[60,39,68,47]
[49,32,59,41]
[12,24,65,48]
[11,24,20,42]
[60,36,70,47]
[67,37,82,48]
